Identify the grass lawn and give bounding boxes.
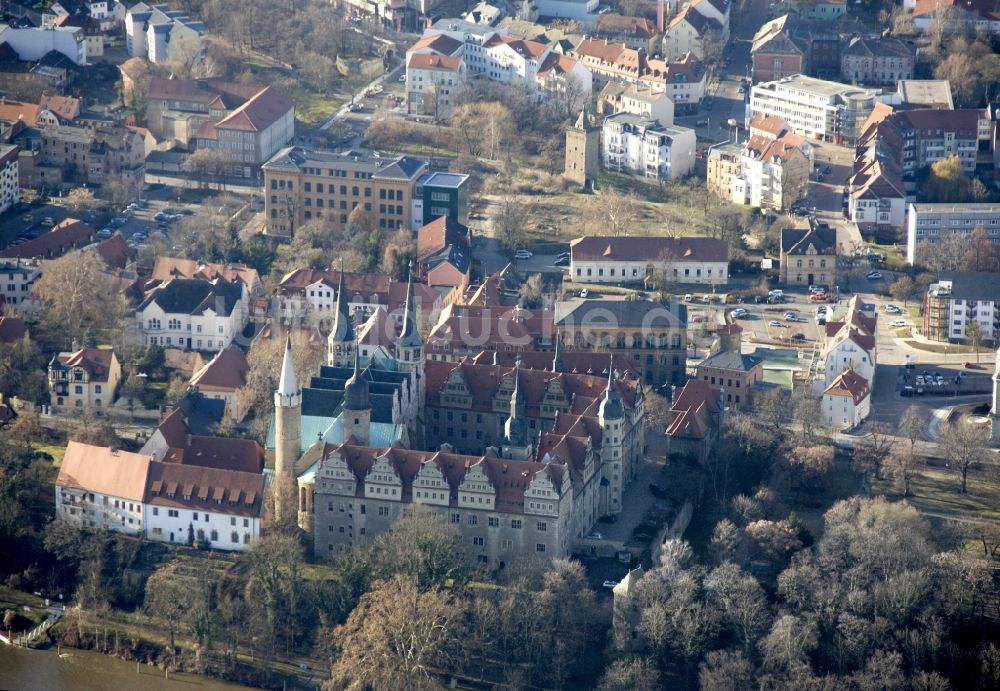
[872,463,1000,525]
[34,443,66,467]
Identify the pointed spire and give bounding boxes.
[331,258,355,343]
[599,354,624,420]
[396,261,421,349]
[552,337,563,373]
[275,336,300,408]
[505,360,528,449]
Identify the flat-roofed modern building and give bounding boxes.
[748,74,878,145]
[906,203,1000,265]
[602,112,696,181]
[418,171,470,228]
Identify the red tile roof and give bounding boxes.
[570,236,728,263]
[58,442,150,502]
[417,216,469,262]
[210,85,293,133]
[94,232,131,270]
[1,218,94,260]
[823,368,870,404]
[145,460,264,517]
[189,345,248,392]
[408,54,463,72]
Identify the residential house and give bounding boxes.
[706,140,743,199]
[666,0,730,62]
[821,297,876,387]
[728,115,812,211]
[912,0,1000,34]
[125,3,204,64]
[405,52,466,119]
[665,379,721,462]
[556,298,688,385]
[262,147,428,237]
[695,333,761,408]
[595,14,661,53]
[569,236,729,286]
[135,277,249,352]
[749,74,878,145]
[907,204,1000,266]
[141,407,264,472]
[48,346,121,411]
[0,25,87,65]
[0,259,39,313]
[572,38,645,87]
[275,268,441,335]
[151,257,263,298]
[798,0,846,22]
[598,82,675,127]
[779,222,838,287]
[840,35,914,85]
[39,125,144,187]
[602,112,696,180]
[416,216,472,290]
[646,52,707,111]
[0,218,95,260]
[821,368,870,429]
[52,14,104,60]
[923,271,1000,344]
[56,442,150,534]
[751,15,806,83]
[188,345,250,422]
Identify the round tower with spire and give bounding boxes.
[273,337,301,526]
[599,357,626,514]
[328,261,356,367]
[342,346,372,445]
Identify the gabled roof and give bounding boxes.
[57,442,150,502]
[138,277,244,317]
[823,368,870,404]
[55,347,117,382]
[0,218,94,260]
[151,257,260,290]
[417,216,470,262]
[557,299,688,329]
[407,53,463,72]
[570,236,728,263]
[596,13,659,38]
[145,460,263,517]
[409,33,464,56]
[93,232,131,270]
[211,85,293,134]
[780,225,837,256]
[189,345,248,392]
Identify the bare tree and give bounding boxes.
[590,188,642,237]
[853,422,895,482]
[966,320,984,365]
[937,416,991,494]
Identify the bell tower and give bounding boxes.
[342,347,372,445]
[273,337,301,526]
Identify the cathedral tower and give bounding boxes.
[395,265,425,407]
[273,337,301,526]
[599,358,626,514]
[328,262,356,367]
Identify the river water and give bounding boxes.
[0,645,257,690]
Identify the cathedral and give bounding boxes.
[270,269,647,566]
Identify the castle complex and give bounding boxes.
[270,270,646,566]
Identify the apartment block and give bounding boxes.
[907,203,1000,265]
[749,74,878,145]
[923,271,1000,344]
[602,112,696,181]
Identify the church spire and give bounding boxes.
[396,262,421,349]
[331,259,355,343]
[552,337,563,373]
[599,355,624,420]
[504,361,528,453]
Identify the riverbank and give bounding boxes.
[0,645,257,690]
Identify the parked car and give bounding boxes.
[884,304,901,313]
[783,312,797,321]
[890,319,907,327]
[768,320,784,327]
[96,229,113,239]
[731,308,748,319]
[514,249,532,260]
[684,293,694,302]
[915,376,925,386]
[586,532,603,540]
[579,289,589,298]
[603,580,618,588]
[554,256,570,267]
[791,333,806,340]
[866,271,883,280]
